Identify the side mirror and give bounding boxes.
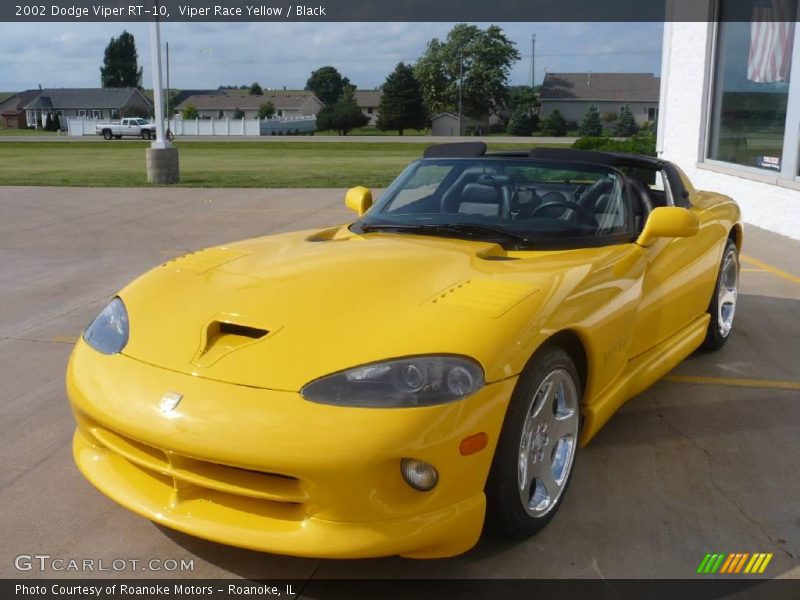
[636,206,699,248]
[345,187,373,217]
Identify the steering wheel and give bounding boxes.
[530,200,596,225]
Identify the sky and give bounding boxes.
[0,21,663,92]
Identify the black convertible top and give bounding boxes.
[420,143,689,204]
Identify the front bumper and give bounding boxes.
[67,340,516,558]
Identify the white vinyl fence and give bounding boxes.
[68,115,316,137]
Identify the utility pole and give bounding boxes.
[531,34,536,90]
[458,53,464,136]
[165,41,170,124]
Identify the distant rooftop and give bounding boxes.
[539,73,661,102]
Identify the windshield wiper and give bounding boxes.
[358,222,532,247]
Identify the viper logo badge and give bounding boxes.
[159,391,183,413]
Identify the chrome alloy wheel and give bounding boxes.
[517,369,579,517]
[717,246,739,337]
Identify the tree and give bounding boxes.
[53,113,61,131]
[306,66,351,106]
[249,82,263,95]
[376,63,426,135]
[100,31,143,88]
[45,113,54,131]
[316,86,369,135]
[541,109,568,136]
[614,105,639,137]
[579,104,603,137]
[507,110,537,136]
[258,102,276,119]
[182,104,199,120]
[414,24,520,119]
[233,108,245,119]
[505,85,538,115]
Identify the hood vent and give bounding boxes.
[428,279,538,318]
[165,247,249,274]
[193,317,279,368]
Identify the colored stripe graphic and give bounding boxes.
[698,552,773,574]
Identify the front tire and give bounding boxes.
[102,130,112,140]
[702,238,739,350]
[142,130,152,140]
[486,347,581,538]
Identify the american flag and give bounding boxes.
[747,0,796,83]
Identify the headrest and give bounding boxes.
[461,183,499,204]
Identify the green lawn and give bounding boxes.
[0,141,560,188]
[0,128,59,136]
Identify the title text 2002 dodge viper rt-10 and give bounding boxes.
[67,145,741,558]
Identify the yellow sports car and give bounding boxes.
[67,144,741,559]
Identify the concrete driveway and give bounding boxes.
[1,186,798,581]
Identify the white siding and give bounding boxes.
[659,19,800,240]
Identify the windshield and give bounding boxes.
[356,158,632,249]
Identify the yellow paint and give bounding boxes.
[759,554,773,573]
[636,206,699,248]
[665,375,800,392]
[66,183,742,558]
[741,254,800,285]
[344,186,373,216]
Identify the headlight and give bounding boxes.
[83,297,129,355]
[301,356,484,408]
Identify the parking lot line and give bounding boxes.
[665,375,800,392]
[740,254,800,285]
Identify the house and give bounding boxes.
[657,3,799,241]
[354,90,382,126]
[539,72,661,125]
[431,113,490,136]
[175,93,324,120]
[0,90,40,129]
[22,88,152,129]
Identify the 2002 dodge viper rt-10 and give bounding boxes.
[67,145,742,558]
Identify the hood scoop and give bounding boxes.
[193,315,281,368]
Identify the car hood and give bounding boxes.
[118,226,599,390]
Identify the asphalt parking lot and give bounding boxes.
[1,186,798,582]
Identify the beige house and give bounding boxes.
[539,72,661,124]
[354,90,382,126]
[431,113,490,136]
[176,93,324,119]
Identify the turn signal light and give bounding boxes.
[459,432,488,456]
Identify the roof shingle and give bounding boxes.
[539,73,660,102]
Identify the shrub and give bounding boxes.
[507,110,537,136]
[614,105,639,137]
[579,104,603,137]
[541,109,568,137]
[571,133,656,156]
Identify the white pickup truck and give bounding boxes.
[96,118,157,140]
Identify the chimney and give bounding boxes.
[587,72,591,86]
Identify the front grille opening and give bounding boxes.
[218,322,268,339]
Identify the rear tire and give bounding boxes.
[486,346,581,538]
[702,238,739,351]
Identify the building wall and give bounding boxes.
[540,100,658,124]
[658,21,800,240]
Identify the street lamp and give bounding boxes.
[458,52,466,136]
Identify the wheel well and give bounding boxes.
[540,330,588,393]
[729,224,742,252]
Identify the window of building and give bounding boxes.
[110,109,120,119]
[92,110,102,119]
[78,110,87,118]
[707,0,799,181]
[647,107,658,121]
[367,107,374,114]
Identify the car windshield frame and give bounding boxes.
[353,157,637,250]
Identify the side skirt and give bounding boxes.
[578,313,710,446]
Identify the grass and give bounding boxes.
[0,140,563,188]
[0,128,59,136]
